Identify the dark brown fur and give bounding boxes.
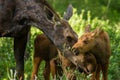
[31,34,62,80]
[31,34,97,80]
[0,0,78,79]
[72,26,111,80]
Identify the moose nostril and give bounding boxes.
[74,59,78,64]
[72,48,79,56]
[66,36,72,42]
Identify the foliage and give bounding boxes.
[0,0,120,80]
[48,0,120,22]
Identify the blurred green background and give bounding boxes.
[0,0,120,80]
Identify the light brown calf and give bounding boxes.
[72,25,111,80]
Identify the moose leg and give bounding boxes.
[101,63,109,80]
[14,34,28,80]
[31,57,42,80]
[43,61,50,80]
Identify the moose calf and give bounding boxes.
[31,34,63,80]
[58,51,97,80]
[31,34,97,80]
[72,25,111,80]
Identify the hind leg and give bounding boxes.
[91,64,101,80]
[31,56,42,80]
[14,33,29,80]
[101,63,109,80]
[43,61,50,80]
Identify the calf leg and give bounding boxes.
[31,57,42,80]
[94,64,101,80]
[14,34,28,80]
[101,63,109,80]
[50,59,56,80]
[91,64,101,80]
[43,61,50,80]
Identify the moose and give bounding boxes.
[0,0,79,79]
[72,25,111,80]
[31,34,97,80]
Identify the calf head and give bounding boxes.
[76,52,97,74]
[72,25,103,54]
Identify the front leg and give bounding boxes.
[14,33,29,80]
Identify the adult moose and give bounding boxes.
[0,0,78,79]
[72,25,111,80]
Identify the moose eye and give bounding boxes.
[66,36,73,43]
[18,18,27,25]
[83,40,88,44]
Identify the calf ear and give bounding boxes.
[84,24,91,32]
[63,4,73,20]
[92,27,103,37]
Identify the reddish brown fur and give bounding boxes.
[31,34,62,80]
[31,34,97,80]
[72,26,111,80]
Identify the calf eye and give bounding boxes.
[83,40,88,44]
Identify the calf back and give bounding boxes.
[34,34,58,61]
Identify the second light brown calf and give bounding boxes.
[72,25,111,80]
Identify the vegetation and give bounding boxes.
[0,0,120,80]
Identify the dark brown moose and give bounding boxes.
[31,34,97,80]
[0,0,78,79]
[72,25,111,80]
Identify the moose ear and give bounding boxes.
[84,24,91,33]
[63,4,73,20]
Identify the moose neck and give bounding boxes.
[91,39,107,64]
[14,0,57,40]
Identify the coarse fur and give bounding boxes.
[0,0,78,79]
